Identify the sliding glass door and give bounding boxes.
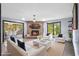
[3,20,24,42]
[47,23,54,35]
[54,23,61,35]
[47,22,61,36]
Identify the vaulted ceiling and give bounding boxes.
[1,3,73,21]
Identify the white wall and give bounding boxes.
[44,17,72,41]
[43,22,47,36]
[24,21,27,36]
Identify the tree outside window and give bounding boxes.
[47,22,61,36]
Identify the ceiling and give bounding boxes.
[1,3,73,21]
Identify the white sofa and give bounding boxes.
[55,37,65,43]
[7,38,46,56]
[7,39,27,56]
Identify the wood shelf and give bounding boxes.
[68,30,72,31]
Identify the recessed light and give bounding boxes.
[22,18,25,20]
[42,19,46,21]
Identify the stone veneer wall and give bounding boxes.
[26,21,44,38]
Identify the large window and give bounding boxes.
[47,22,61,36]
[3,20,24,42]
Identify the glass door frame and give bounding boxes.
[47,21,61,36]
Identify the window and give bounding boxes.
[47,23,53,35]
[47,22,61,36]
[3,20,24,42]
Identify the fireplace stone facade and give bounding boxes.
[26,21,43,39]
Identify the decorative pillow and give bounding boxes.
[17,40,26,51]
[10,36,16,43]
[58,34,63,37]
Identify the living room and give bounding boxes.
[1,3,79,56]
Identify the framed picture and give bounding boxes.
[72,3,78,30]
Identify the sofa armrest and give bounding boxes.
[7,39,28,56]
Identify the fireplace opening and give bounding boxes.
[31,30,39,36]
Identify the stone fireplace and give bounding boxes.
[27,21,43,39]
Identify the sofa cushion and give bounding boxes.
[17,40,26,51]
[10,36,16,43]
